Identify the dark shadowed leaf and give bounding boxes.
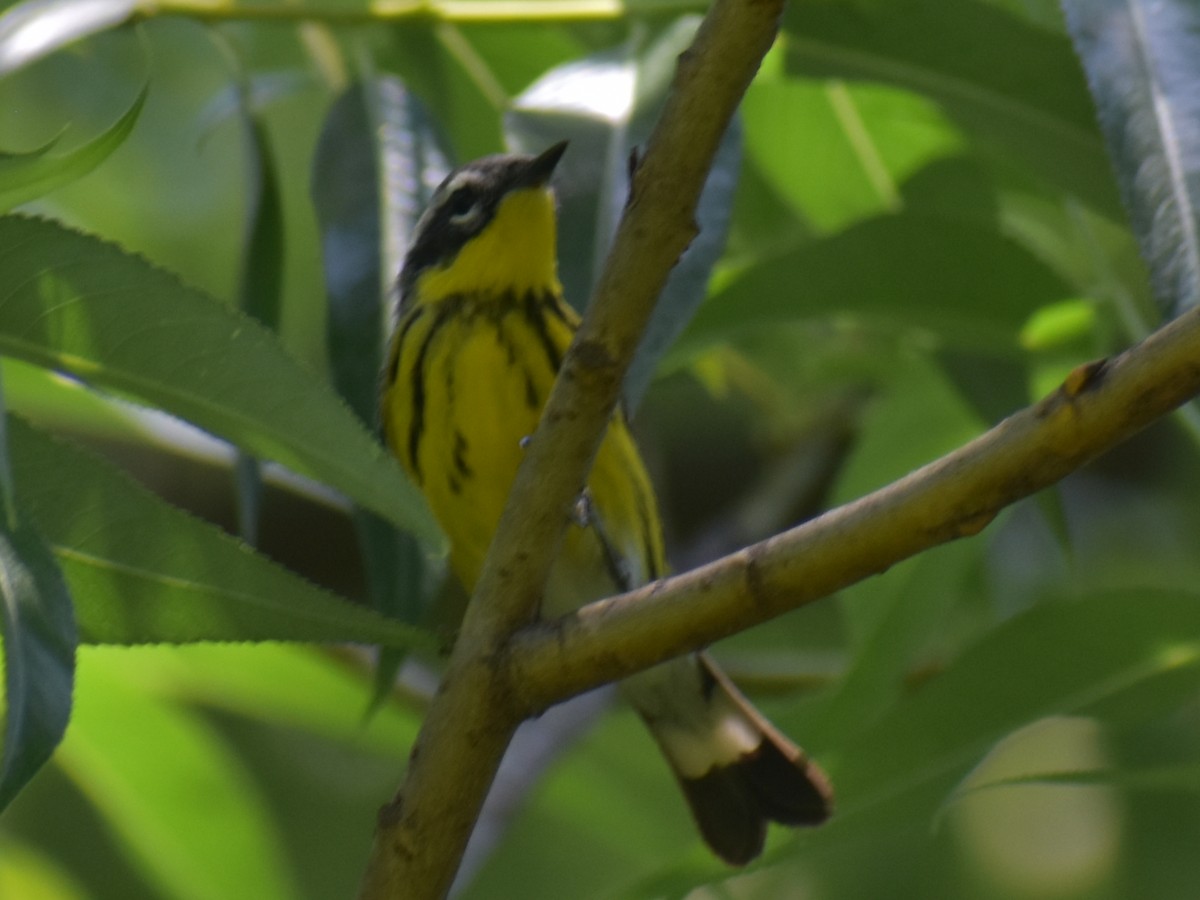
[313,76,450,429]
[0,519,76,811]
[833,590,1200,809]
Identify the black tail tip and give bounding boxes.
[679,739,833,866]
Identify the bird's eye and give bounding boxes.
[445,187,482,226]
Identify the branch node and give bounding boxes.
[573,337,617,373]
[741,544,769,611]
[1063,358,1110,399]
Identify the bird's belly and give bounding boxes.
[423,319,550,591]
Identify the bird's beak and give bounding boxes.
[522,140,568,188]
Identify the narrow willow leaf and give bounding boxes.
[231,90,287,544]
[58,652,295,900]
[0,87,146,212]
[7,416,437,650]
[0,215,441,546]
[784,0,1120,217]
[948,761,1200,799]
[0,520,77,811]
[313,81,387,430]
[237,114,285,334]
[0,0,136,76]
[1063,0,1200,319]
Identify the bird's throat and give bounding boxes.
[417,187,561,302]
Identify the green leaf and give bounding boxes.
[230,78,288,544]
[832,589,1200,813]
[783,0,1121,217]
[56,650,296,900]
[816,541,979,746]
[0,840,88,898]
[742,76,965,234]
[313,80,390,431]
[0,87,146,213]
[679,214,1070,357]
[7,416,437,650]
[1062,0,1200,319]
[235,107,285,335]
[948,760,1200,799]
[630,589,1200,898]
[380,24,505,161]
[0,214,442,547]
[0,518,76,812]
[461,704,697,900]
[0,0,136,77]
[94,643,423,755]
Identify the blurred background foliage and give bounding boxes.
[2,0,1200,897]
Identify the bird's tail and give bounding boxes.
[621,652,832,865]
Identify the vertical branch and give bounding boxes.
[358,0,783,897]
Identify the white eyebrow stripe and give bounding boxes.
[441,170,485,197]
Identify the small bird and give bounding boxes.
[380,141,832,864]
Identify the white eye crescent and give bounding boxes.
[446,188,482,226]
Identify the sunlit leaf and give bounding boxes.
[0,840,88,899]
[742,77,964,234]
[784,0,1121,217]
[93,643,424,755]
[57,651,296,900]
[229,73,287,544]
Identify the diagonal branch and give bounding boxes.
[358,1,784,897]
[508,303,1200,711]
